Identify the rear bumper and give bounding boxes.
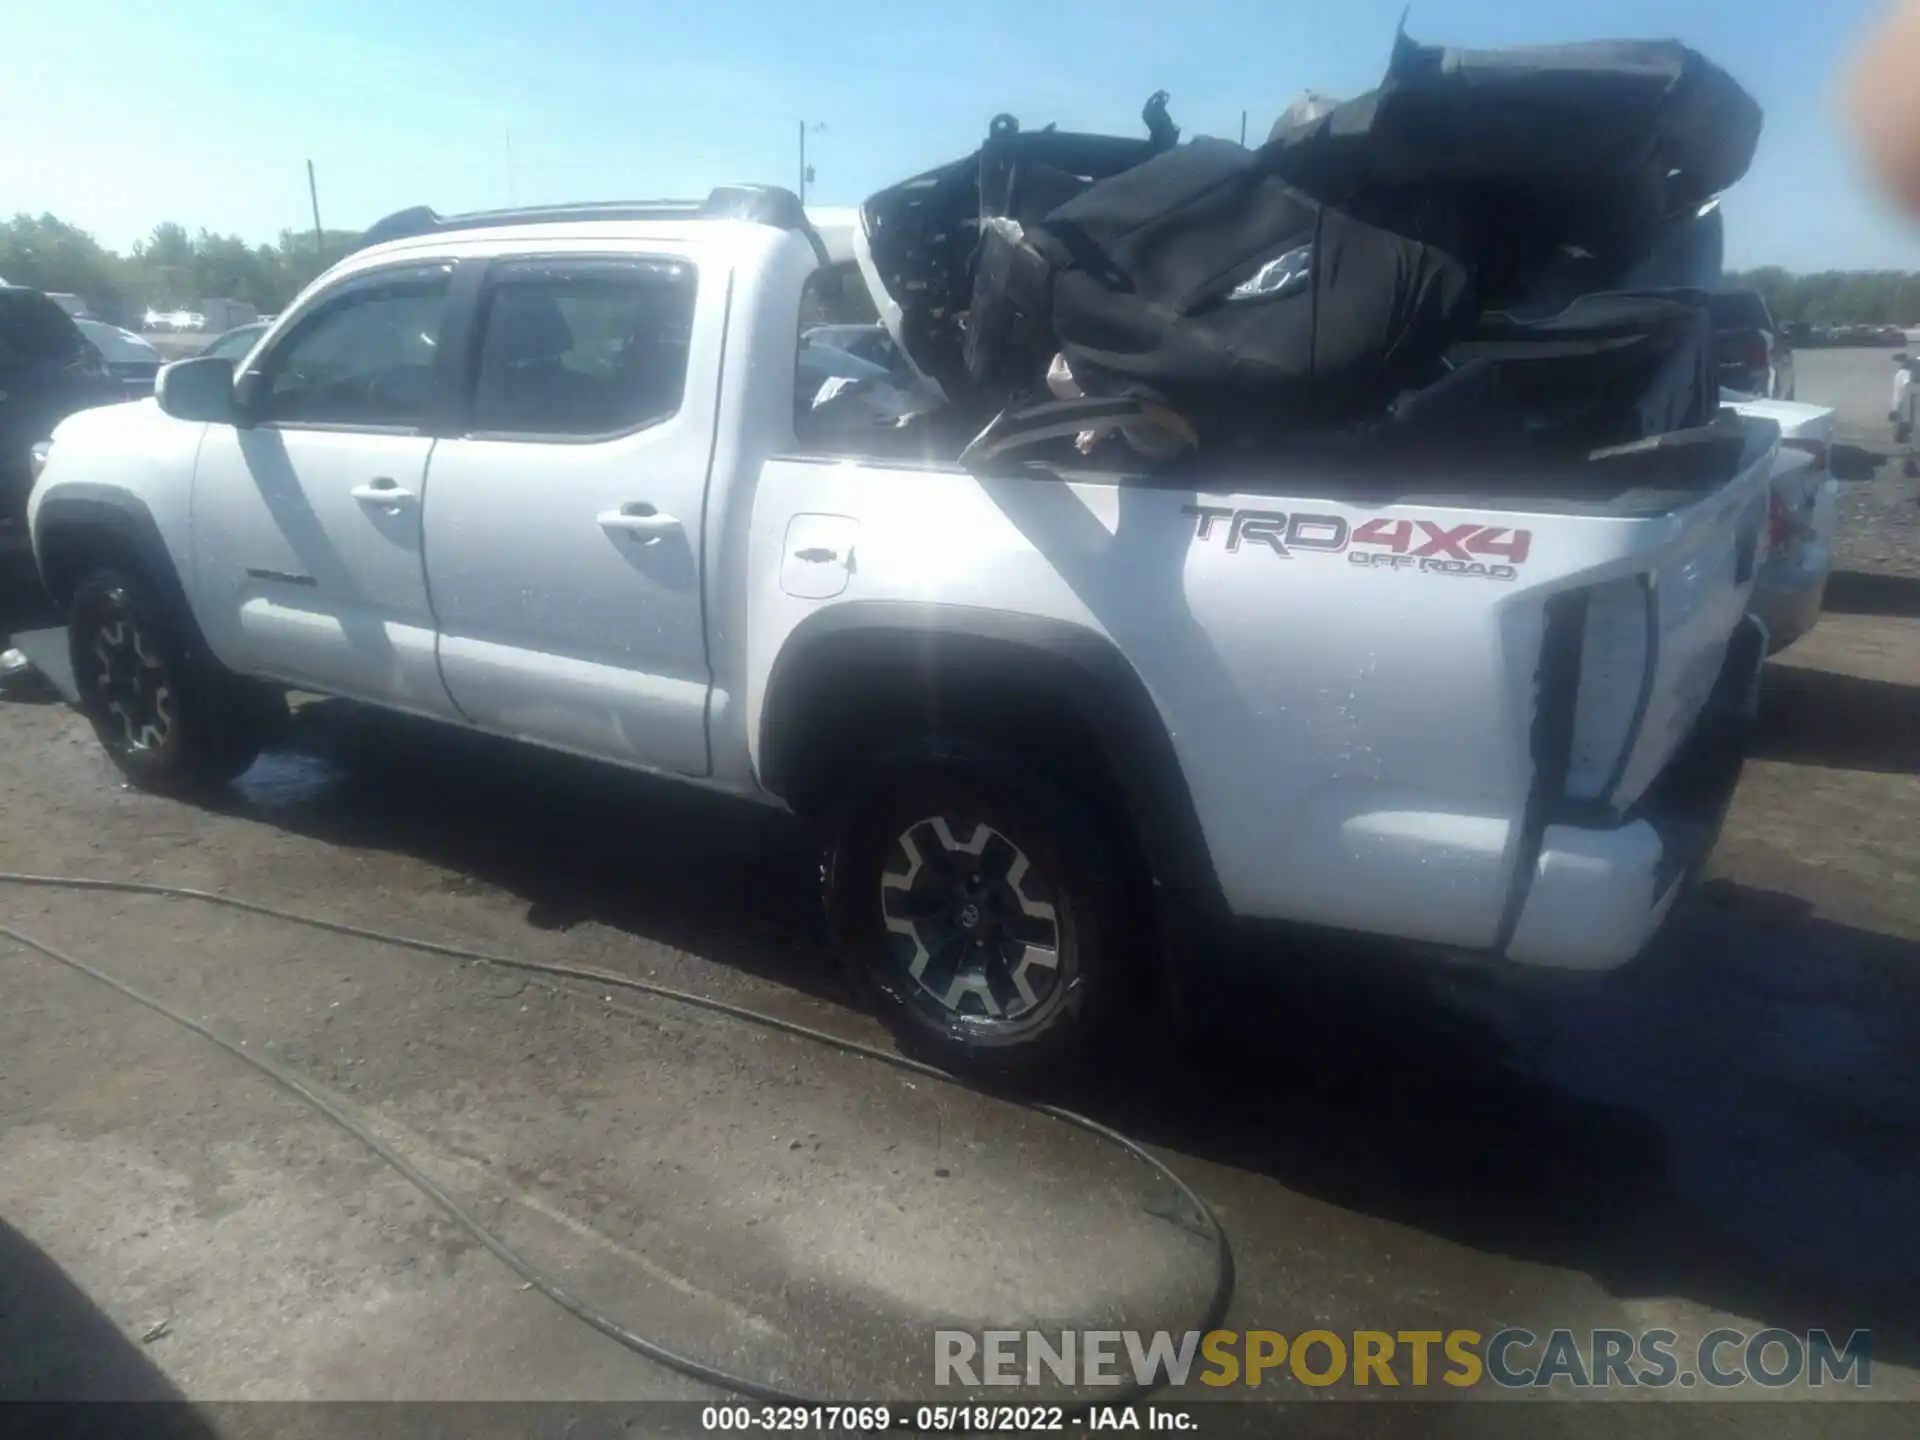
[1751,551,1829,654]
[1503,613,1765,971]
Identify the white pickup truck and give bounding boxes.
[26,187,1774,1076]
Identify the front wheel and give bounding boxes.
[825,751,1132,1081]
[69,566,282,793]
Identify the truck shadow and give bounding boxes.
[0,1214,217,1432]
[1081,881,1920,1368]
[1828,443,1886,482]
[215,699,849,1007]
[209,699,1920,1372]
[1823,569,1920,621]
[1752,661,1920,774]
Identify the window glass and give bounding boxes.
[202,324,267,363]
[1709,291,1771,329]
[471,261,696,437]
[262,275,449,427]
[794,263,912,432]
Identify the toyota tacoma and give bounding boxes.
[27,188,1774,1076]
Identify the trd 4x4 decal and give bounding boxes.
[1182,505,1532,581]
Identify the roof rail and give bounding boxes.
[357,185,829,265]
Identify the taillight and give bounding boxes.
[1766,491,1793,551]
[1564,577,1654,804]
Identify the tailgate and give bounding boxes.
[1586,418,1775,810]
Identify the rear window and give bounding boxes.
[1709,291,1772,330]
[469,258,697,439]
[0,289,84,366]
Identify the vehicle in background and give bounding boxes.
[27,190,1777,1075]
[1878,325,1910,346]
[1710,290,1793,400]
[1,285,124,545]
[197,298,258,333]
[195,320,269,364]
[1724,391,1838,653]
[1781,321,1813,347]
[1892,352,1917,443]
[74,319,165,398]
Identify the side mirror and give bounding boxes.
[155,356,238,424]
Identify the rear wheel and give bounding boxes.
[69,566,282,793]
[826,749,1131,1081]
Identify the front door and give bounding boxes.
[190,262,461,718]
[420,253,718,774]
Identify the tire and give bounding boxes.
[824,745,1132,1082]
[68,565,282,793]
[1897,421,1912,445]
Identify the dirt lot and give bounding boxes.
[2,348,1918,1430]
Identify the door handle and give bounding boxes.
[351,477,416,507]
[596,504,682,544]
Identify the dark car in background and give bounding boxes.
[1711,289,1794,399]
[1,285,124,543]
[74,318,166,398]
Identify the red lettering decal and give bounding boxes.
[1352,518,1414,554]
[1465,527,1532,564]
[1411,522,1479,560]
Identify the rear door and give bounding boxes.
[420,251,719,775]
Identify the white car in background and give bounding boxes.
[1891,351,1916,443]
[1723,390,1839,653]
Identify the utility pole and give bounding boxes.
[798,121,823,205]
[306,160,324,257]
[1239,110,1248,146]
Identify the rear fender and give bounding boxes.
[755,601,1226,921]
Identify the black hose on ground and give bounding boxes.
[0,870,1234,1416]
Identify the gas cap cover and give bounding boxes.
[779,514,860,599]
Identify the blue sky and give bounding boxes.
[4,0,1916,271]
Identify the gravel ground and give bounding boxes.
[1,348,1917,1432]
[1807,345,1920,579]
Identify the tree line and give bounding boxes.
[4,208,1918,332]
[1723,267,1920,327]
[0,213,361,327]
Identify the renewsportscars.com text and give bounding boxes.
[933,1327,1873,1391]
